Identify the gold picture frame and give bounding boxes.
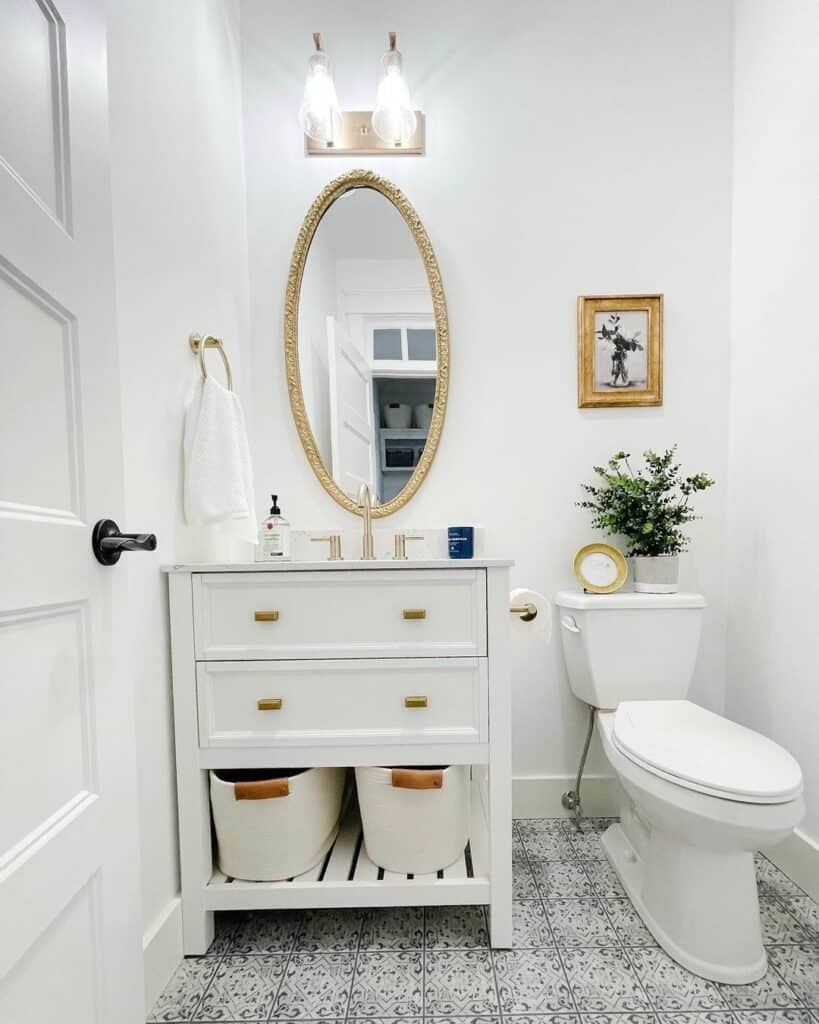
[573,543,628,594]
[578,294,663,408]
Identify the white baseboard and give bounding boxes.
[143,897,183,1014]
[512,773,620,819]
[766,826,819,902]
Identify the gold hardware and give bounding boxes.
[509,603,538,622]
[404,695,428,708]
[358,484,375,559]
[284,171,445,516]
[393,533,424,560]
[189,333,233,391]
[257,698,283,711]
[304,111,426,157]
[311,534,343,560]
[254,610,280,622]
[403,608,426,620]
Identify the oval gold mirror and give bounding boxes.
[284,170,449,517]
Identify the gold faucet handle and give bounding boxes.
[393,533,425,560]
[311,534,343,560]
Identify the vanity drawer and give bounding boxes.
[192,570,487,660]
[196,658,488,747]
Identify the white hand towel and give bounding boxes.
[184,376,256,544]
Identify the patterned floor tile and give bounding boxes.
[148,956,220,1022]
[657,1014,736,1024]
[348,951,423,1017]
[197,954,287,1021]
[226,909,303,954]
[766,946,819,1007]
[546,898,619,947]
[781,899,819,942]
[424,1018,499,1024]
[532,860,595,899]
[425,905,489,948]
[756,857,807,899]
[359,907,424,950]
[567,828,609,860]
[603,899,657,947]
[732,1012,817,1023]
[717,962,802,1010]
[517,819,569,840]
[295,909,363,952]
[627,948,725,1011]
[493,948,574,1014]
[583,1015,658,1024]
[759,900,813,946]
[424,949,499,1015]
[206,911,242,956]
[584,861,627,898]
[512,899,555,948]
[522,831,577,861]
[562,947,651,1012]
[272,952,356,1019]
[513,855,541,899]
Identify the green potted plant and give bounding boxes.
[578,447,714,593]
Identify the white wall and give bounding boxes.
[728,1,819,844]
[106,0,251,998]
[241,0,734,785]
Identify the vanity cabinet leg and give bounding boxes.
[486,566,513,949]
[182,905,214,956]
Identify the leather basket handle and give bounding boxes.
[234,777,290,800]
[391,768,444,790]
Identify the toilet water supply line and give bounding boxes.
[561,703,596,826]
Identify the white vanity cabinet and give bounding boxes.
[164,560,513,952]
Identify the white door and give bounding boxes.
[327,315,375,499]
[0,2,143,1023]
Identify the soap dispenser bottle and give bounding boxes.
[258,494,291,561]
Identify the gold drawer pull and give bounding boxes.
[403,608,426,620]
[254,610,280,622]
[257,698,283,711]
[404,695,428,709]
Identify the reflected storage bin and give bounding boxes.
[355,765,470,874]
[210,767,346,881]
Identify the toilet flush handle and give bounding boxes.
[560,615,581,634]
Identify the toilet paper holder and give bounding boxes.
[509,602,538,622]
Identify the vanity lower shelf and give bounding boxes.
[204,779,490,911]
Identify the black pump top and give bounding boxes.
[269,494,281,515]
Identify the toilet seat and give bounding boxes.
[612,700,803,805]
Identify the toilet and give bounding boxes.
[555,590,804,984]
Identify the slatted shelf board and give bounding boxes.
[205,779,491,911]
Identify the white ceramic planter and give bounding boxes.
[632,554,680,594]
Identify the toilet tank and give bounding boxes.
[554,590,706,710]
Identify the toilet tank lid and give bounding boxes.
[555,590,707,610]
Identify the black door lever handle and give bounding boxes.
[92,519,157,565]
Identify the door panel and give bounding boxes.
[0,1,143,1021]
[327,315,374,499]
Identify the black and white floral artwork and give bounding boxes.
[594,311,648,390]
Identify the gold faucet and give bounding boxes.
[357,483,376,560]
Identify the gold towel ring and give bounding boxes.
[189,333,233,391]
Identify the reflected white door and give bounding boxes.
[327,315,375,499]
[0,2,143,1023]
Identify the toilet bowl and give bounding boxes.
[597,703,803,983]
[555,590,804,984]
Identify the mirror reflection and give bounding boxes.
[298,187,437,505]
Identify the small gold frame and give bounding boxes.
[284,169,449,518]
[573,543,629,594]
[578,294,663,408]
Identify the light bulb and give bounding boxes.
[299,39,342,146]
[372,38,416,147]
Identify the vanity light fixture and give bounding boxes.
[372,33,417,147]
[303,32,425,156]
[298,33,342,146]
